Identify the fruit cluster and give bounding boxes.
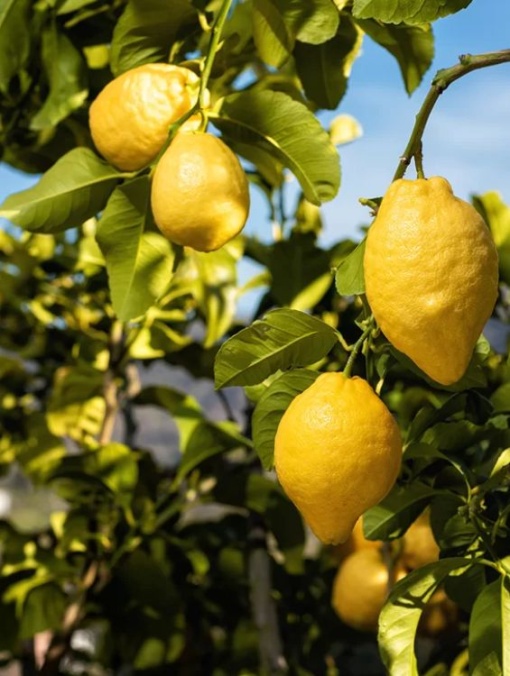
[89,63,250,252]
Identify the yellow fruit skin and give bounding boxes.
[89,63,200,171]
[402,510,440,570]
[331,517,381,564]
[364,176,499,386]
[332,549,406,632]
[150,132,250,252]
[274,373,402,545]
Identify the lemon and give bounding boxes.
[331,517,381,564]
[89,63,200,171]
[150,132,250,252]
[364,176,499,386]
[274,372,402,545]
[401,509,440,570]
[418,588,458,638]
[332,549,406,632]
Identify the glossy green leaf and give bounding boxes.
[30,23,88,130]
[352,0,473,24]
[295,15,362,109]
[111,0,197,76]
[0,0,31,92]
[211,90,340,205]
[356,19,434,94]
[214,309,338,388]
[0,149,123,233]
[96,177,175,322]
[363,481,438,540]
[470,577,510,675]
[252,369,319,470]
[253,0,293,67]
[335,238,366,295]
[379,558,470,674]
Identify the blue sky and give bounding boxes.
[1,0,509,249]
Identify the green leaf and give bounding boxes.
[96,177,175,322]
[282,0,340,44]
[473,192,510,285]
[19,582,67,639]
[176,422,250,481]
[211,90,340,205]
[294,15,362,109]
[0,149,123,233]
[214,309,338,389]
[111,0,197,76]
[269,233,332,310]
[469,578,510,675]
[57,0,100,13]
[363,481,438,540]
[356,19,434,94]
[352,0,473,24]
[30,23,88,130]
[252,369,319,470]
[335,237,366,295]
[252,0,293,67]
[491,384,510,413]
[379,558,471,674]
[0,0,31,92]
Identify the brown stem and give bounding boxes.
[393,49,510,181]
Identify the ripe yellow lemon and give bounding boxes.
[274,372,402,545]
[364,176,499,386]
[332,549,406,632]
[331,517,381,564]
[418,588,459,638]
[150,132,250,252]
[401,509,440,570]
[89,63,200,171]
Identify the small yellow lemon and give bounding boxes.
[418,588,459,638]
[274,372,402,545]
[89,63,200,171]
[364,176,499,386]
[332,549,406,632]
[331,517,381,564]
[150,132,250,252]
[401,509,440,570]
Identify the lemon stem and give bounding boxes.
[344,317,374,378]
[393,49,510,182]
[199,0,234,109]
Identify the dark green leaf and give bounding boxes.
[469,578,510,675]
[335,237,366,295]
[20,583,67,639]
[252,369,319,469]
[214,309,338,388]
[0,0,31,92]
[363,482,438,540]
[30,23,88,130]
[356,19,434,94]
[111,0,197,76]
[295,15,361,109]
[211,90,340,205]
[352,0,473,24]
[253,0,293,67]
[97,177,175,321]
[379,558,471,674]
[0,149,123,233]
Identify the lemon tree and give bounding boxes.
[0,1,510,675]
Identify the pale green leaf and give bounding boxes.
[0,0,31,92]
[214,309,338,389]
[356,19,434,94]
[211,90,340,205]
[57,0,99,13]
[96,177,175,322]
[335,238,365,295]
[472,192,510,285]
[352,0,473,24]
[30,24,88,130]
[280,0,340,45]
[111,0,197,76]
[252,369,319,469]
[253,0,293,67]
[0,148,123,233]
[379,558,471,674]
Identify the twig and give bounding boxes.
[393,49,510,181]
